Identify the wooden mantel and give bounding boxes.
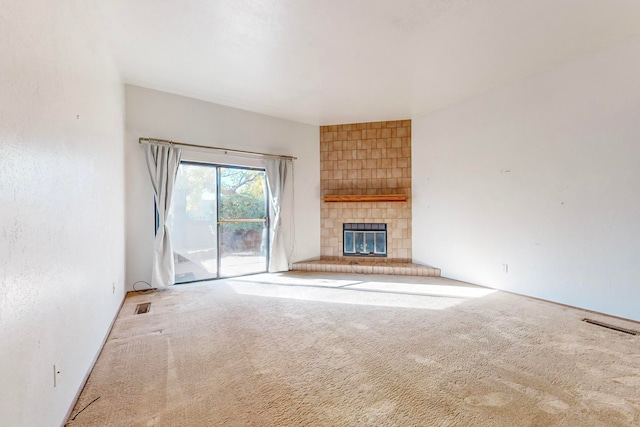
[323,194,407,203]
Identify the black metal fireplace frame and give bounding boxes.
[343,223,387,257]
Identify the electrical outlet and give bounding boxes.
[53,364,60,387]
[502,264,509,273]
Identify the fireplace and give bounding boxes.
[320,120,412,260]
[343,223,387,257]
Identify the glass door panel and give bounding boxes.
[167,163,218,283]
[218,167,268,277]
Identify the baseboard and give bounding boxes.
[61,293,126,426]
[435,272,640,326]
[499,288,640,326]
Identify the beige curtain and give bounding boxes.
[265,158,293,272]
[144,143,182,287]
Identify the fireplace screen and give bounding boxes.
[343,223,387,257]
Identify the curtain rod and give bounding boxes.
[139,137,297,161]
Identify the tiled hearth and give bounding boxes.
[291,258,441,277]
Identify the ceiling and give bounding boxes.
[100,0,640,125]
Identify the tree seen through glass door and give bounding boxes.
[218,167,268,277]
[167,163,268,283]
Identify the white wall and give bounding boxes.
[125,86,320,290]
[413,38,640,322]
[0,1,126,426]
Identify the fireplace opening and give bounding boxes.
[343,223,387,257]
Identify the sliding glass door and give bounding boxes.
[218,167,268,277]
[167,163,268,283]
[169,163,218,283]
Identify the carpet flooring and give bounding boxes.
[67,272,640,426]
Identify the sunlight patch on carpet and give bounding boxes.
[344,281,496,298]
[233,273,363,288]
[227,281,467,310]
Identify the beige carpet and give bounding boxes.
[67,272,640,426]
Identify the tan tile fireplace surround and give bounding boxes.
[292,119,440,277]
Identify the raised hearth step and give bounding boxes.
[291,258,440,277]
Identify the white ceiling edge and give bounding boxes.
[102,0,640,126]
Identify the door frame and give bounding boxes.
[171,160,270,283]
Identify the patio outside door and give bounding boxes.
[168,163,268,283]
